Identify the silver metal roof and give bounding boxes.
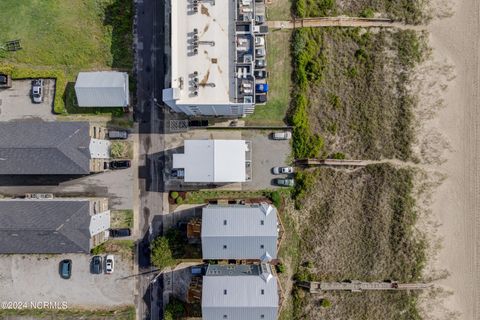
[201,204,278,260]
[75,71,129,107]
[202,264,279,320]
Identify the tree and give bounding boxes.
[150,236,175,270]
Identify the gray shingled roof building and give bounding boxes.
[201,204,278,261]
[75,71,129,107]
[0,122,91,175]
[202,264,279,320]
[0,199,109,254]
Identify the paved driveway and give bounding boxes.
[0,79,56,121]
[241,130,292,190]
[0,254,134,308]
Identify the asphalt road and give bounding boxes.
[134,0,167,319]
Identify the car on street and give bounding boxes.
[108,130,128,139]
[275,178,295,187]
[110,228,132,237]
[31,79,44,103]
[91,256,102,274]
[271,131,292,140]
[0,74,11,88]
[272,166,294,175]
[105,255,114,274]
[255,36,265,47]
[255,83,268,93]
[255,94,267,104]
[255,58,266,68]
[59,259,72,279]
[254,70,268,79]
[109,160,131,170]
[255,14,265,24]
[255,47,266,57]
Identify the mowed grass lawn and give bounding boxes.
[246,30,292,125]
[0,0,133,114]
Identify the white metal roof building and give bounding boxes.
[201,204,278,261]
[75,71,129,107]
[172,140,250,183]
[162,0,267,117]
[202,264,279,320]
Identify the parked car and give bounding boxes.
[255,83,268,93]
[255,94,267,104]
[59,259,72,279]
[275,178,295,187]
[0,74,12,88]
[105,255,114,274]
[272,166,294,175]
[31,79,44,103]
[110,228,131,237]
[255,47,266,57]
[91,256,102,274]
[253,25,269,34]
[255,58,266,68]
[109,160,131,170]
[272,131,292,140]
[255,15,265,24]
[108,130,128,139]
[254,70,268,79]
[255,36,265,47]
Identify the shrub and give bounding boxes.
[277,263,286,273]
[270,191,282,208]
[150,236,175,270]
[295,0,307,18]
[360,7,375,18]
[164,298,185,320]
[330,152,346,159]
[175,197,184,205]
[170,191,179,200]
[320,298,332,308]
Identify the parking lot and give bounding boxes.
[0,254,134,308]
[0,79,56,121]
[241,130,292,190]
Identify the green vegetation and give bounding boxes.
[293,0,429,24]
[110,209,133,228]
[170,191,179,200]
[150,236,176,270]
[165,228,202,259]
[287,164,427,319]
[164,298,186,320]
[290,27,428,160]
[246,31,292,125]
[185,190,270,204]
[91,239,135,260]
[110,141,133,159]
[0,0,133,114]
[320,298,332,308]
[0,305,135,319]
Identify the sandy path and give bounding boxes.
[424,0,479,318]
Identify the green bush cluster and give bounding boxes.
[170,191,179,200]
[270,191,282,208]
[290,29,326,159]
[150,236,175,270]
[164,298,185,320]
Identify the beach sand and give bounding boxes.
[421,0,479,318]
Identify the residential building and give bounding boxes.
[0,121,110,174]
[201,264,279,320]
[201,204,278,261]
[0,198,110,254]
[172,140,252,183]
[75,71,129,107]
[162,0,268,117]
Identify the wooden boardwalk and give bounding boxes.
[299,281,432,293]
[268,17,395,29]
